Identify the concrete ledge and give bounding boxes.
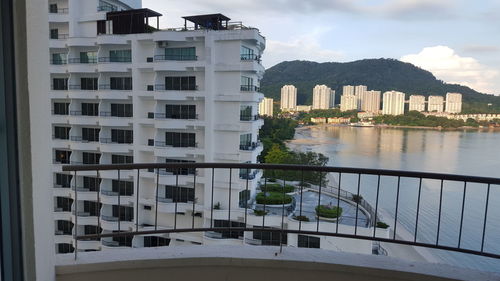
[56,246,500,281]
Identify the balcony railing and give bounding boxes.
[100,138,133,145]
[240,54,261,62]
[49,7,69,14]
[154,141,198,148]
[239,142,261,151]
[98,84,132,91]
[154,55,198,61]
[62,162,500,261]
[98,57,132,63]
[50,59,67,65]
[240,114,260,121]
[240,85,260,92]
[50,34,68,40]
[154,84,198,91]
[154,113,198,120]
[68,58,98,64]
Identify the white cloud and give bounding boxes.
[400,46,500,95]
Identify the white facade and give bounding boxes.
[294,105,312,112]
[428,96,444,112]
[258,97,274,116]
[343,85,355,96]
[445,93,462,113]
[48,0,265,254]
[360,90,380,113]
[382,91,405,115]
[280,85,297,111]
[409,95,426,112]
[312,85,335,110]
[340,95,358,112]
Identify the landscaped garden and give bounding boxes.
[256,192,293,205]
[260,183,295,193]
[315,204,342,218]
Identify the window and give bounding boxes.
[298,235,320,249]
[240,133,252,147]
[83,176,101,191]
[57,243,74,253]
[112,231,133,246]
[112,180,134,196]
[165,132,196,147]
[164,185,194,203]
[165,76,196,91]
[80,78,98,90]
[52,78,68,90]
[112,205,134,221]
[54,126,70,139]
[214,220,245,239]
[82,152,101,164]
[241,46,255,60]
[164,158,195,175]
[240,105,252,121]
[79,51,97,63]
[239,190,250,208]
[53,102,70,115]
[110,77,132,90]
[111,154,133,164]
[144,236,170,247]
[164,47,196,60]
[241,76,253,87]
[81,103,99,116]
[56,220,73,235]
[109,49,131,62]
[83,200,100,216]
[253,227,287,245]
[98,0,118,12]
[50,29,58,39]
[55,150,71,164]
[110,104,132,117]
[111,129,133,144]
[82,128,100,142]
[52,53,66,64]
[55,197,72,212]
[55,173,72,188]
[165,104,196,119]
[84,225,100,235]
[49,3,58,13]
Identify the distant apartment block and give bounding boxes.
[382,91,405,115]
[340,95,358,112]
[445,93,462,113]
[259,97,273,116]
[428,96,444,112]
[280,85,297,111]
[360,90,381,113]
[343,85,355,96]
[294,105,312,112]
[312,85,335,110]
[409,95,426,112]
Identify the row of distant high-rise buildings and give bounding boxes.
[272,85,463,116]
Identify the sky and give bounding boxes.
[143,0,500,95]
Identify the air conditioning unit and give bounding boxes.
[157,41,168,48]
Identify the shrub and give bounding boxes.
[315,205,342,218]
[253,209,268,216]
[351,194,363,203]
[293,215,310,222]
[256,192,293,205]
[376,221,389,229]
[260,183,295,193]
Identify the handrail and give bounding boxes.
[62,163,500,184]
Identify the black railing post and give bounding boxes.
[393,176,401,240]
[336,172,341,234]
[174,173,179,230]
[316,172,322,232]
[299,169,304,231]
[210,168,214,228]
[73,171,78,260]
[136,169,140,232]
[97,170,101,241]
[458,182,467,248]
[118,169,121,232]
[155,169,159,231]
[355,173,361,235]
[244,168,249,226]
[373,175,381,238]
[436,180,444,246]
[414,178,422,242]
[228,168,232,230]
[192,169,196,229]
[481,184,491,252]
[280,178,286,254]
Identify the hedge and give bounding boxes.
[260,183,295,193]
[256,192,293,205]
[315,205,342,218]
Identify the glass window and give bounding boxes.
[83,176,101,191]
[164,185,194,203]
[213,220,245,239]
[112,180,134,196]
[56,220,73,235]
[50,29,58,39]
[240,46,255,60]
[55,197,72,211]
[54,126,70,139]
[79,51,97,63]
[165,76,196,91]
[55,173,73,187]
[144,236,170,247]
[165,104,196,119]
[164,47,196,60]
[165,132,196,147]
[253,227,287,245]
[111,154,133,164]
[240,106,252,121]
[81,103,99,116]
[112,205,134,221]
[52,53,66,64]
[55,150,71,164]
[53,102,70,114]
[111,129,133,144]
[82,152,101,165]
[82,128,100,142]
[83,200,100,216]
[109,49,131,62]
[298,235,320,248]
[240,133,252,146]
[110,103,132,117]
[52,78,68,90]
[49,4,58,13]
[80,78,98,90]
[110,77,132,90]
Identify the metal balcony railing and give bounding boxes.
[154,55,198,61]
[240,85,260,92]
[154,113,198,120]
[49,7,69,14]
[239,142,261,151]
[154,84,199,91]
[240,114,260,121]
[240,54,261,62]
[68,58,98,64]
[154,141,198,148]
[50,59,67,65]
[50,34,68,40]
[98,84,132,90]
[62,162,500,261]
[98,57,132,63]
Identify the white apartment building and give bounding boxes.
[258,97,273,116]
[360,90,380,113]
[343,85,355,96]
[409,95,426,112]
[340,95,358,112]
[428,95,444,112]
[312,85,335,110]
[280,85,297,111]
[382,91,405,115]
[49,0,265,254]
[445,92,463,113]
[354,85,367,99]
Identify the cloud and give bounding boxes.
[263,31,344,68]
[401,46,500,95]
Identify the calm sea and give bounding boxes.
[288,125,500,273]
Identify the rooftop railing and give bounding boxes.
[62,163,500,261]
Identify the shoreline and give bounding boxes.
[297,123,500,131]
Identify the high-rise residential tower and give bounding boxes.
[428,96,444,112]
[340,95,358,112]
[360,90,381,113]
[259,97,274,116]
[280,85,297,111]
[48,0,265,254]
[312,85,335,110]
[343,85,355,96]
[409,95,426,112]
[445,93,462,113]
[382,91,405,115]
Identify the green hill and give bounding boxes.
[260,59,500,113]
